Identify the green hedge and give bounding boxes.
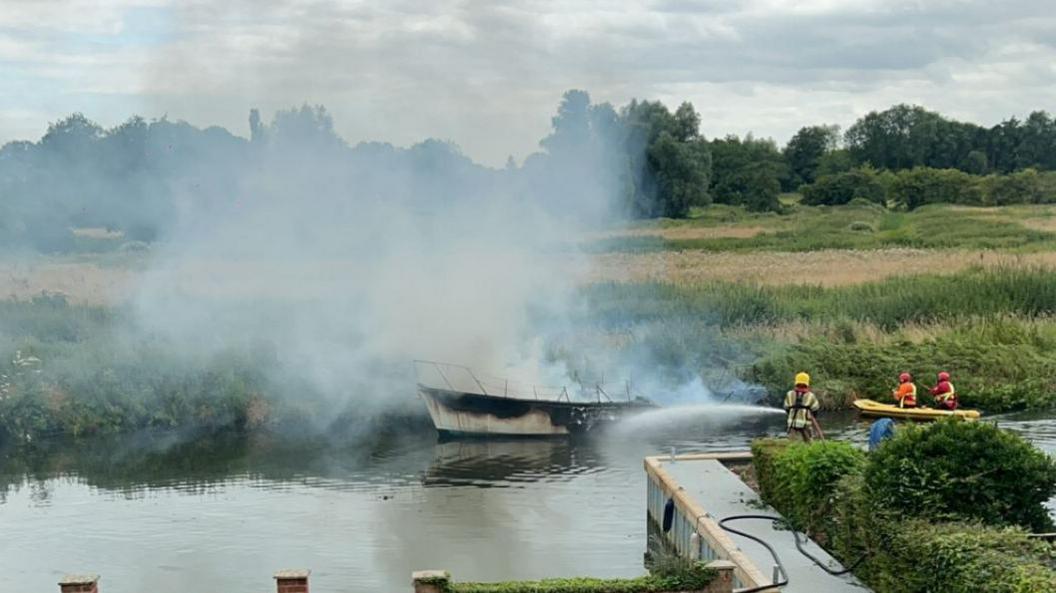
[750,438,865,540]
[862,521,1056,593]
[751,432,1056,593]
[442,564,716,593]
[865,421,1056,531]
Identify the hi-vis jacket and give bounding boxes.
[784,389,820,429]
[894,382,918,408]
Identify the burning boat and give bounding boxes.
[414,360,656,437]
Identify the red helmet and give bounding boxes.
[938,371,950,382]
[899,372,912,383]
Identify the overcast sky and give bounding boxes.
[2,0,1054,166]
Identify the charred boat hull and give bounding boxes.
[418,386,653,437]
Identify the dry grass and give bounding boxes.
[589,249,1056,286]
[0,260,134,304]
[1020,217,1056,233]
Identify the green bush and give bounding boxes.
[981,169,1056,206]
[750,438,792,511]
[865,420,1056,531]
[449,563,716,593]
[751,437,1056,593]
[862,520,1056,593]
[891,167,983,209]
[801,166,887,206]
[750,439,866,539]
[801,167,1056,211]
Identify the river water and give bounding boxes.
[2,407,1054,593]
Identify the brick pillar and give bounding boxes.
[274,569,310,593]
[59,575,99,593]
[411,570,450,593]
[703,560,737,593]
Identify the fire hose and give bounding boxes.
[716,514,867,592]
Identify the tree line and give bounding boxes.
[2,93,1055,253]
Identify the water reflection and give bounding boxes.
[1,410,1053,593]
[423,438,603,487]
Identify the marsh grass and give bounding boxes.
[591,203,1056,253]
[580,267,1056,411]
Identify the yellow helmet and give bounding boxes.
[795,372,811,386]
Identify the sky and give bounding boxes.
[1,0,1054,167]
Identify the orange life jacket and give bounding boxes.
[895,382,917,407]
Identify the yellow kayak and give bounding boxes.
[852,399,981,421]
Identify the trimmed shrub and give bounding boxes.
[751,437,1056,593]
[863,520,1056,593]
[450,563,717,593]
[750,438,792,511]
[750,439,866,539]
[865,420,1056,531]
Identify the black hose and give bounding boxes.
[716,515,789,593]
[718,514,868,591]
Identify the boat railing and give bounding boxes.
[413,360,641,403]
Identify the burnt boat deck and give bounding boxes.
[414,360,653,437]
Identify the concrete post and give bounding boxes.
[59,575,99,593]
[412,570,450,593]
[703,560,737,593]
[274,569,310,593]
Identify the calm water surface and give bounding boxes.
[2,407,1054,593]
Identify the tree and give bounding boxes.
[647,132,711,217]
[783,125,839,189]
[267,104,344,151]
[710,134,783,211]
[845,104,945,170]
[1015,111,1056,171]
[961,150,988,175]
[249,108,265,144]
[620,99,712,218]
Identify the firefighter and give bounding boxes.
[784,372,820,442]
[931,371,958,411]
[891,372,918,408]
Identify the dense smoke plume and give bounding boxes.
[124,100,626,422]
[0,92,735,436]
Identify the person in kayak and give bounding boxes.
[930,371,958,411]
[891,372,917,408]
[784,372,820,441]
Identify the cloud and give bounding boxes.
[1,0,1055,164]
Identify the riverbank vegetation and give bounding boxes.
[751,423,1056,593]
[0,295,431,445]
[574,264,1056,411]
[7,222,1056,444]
